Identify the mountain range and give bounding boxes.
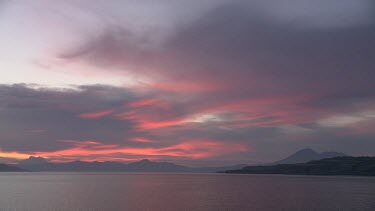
[0,163,26,172]
[272,148,348,164]
[13,157,246,173]
[1,148,348,172]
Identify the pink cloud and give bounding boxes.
[1,139,249,162]
[131,137,154,143]
[78,109,114,119]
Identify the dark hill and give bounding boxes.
[224,157,375,176]
[273,148,348,164]
[125,159,190,172]
[0,163,27,172]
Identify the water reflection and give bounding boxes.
[0,173,374,211]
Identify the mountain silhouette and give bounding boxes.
[272,148,348,164]
[225,157,375,176]
[0,163,27,172]
[16,157,245,173]
[18,156,48,165]
[125,159,190,172]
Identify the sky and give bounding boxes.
[0,0,374,166]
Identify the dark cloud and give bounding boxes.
[167,2,375,94]
[60,1,375,98]
[0,84,137,152]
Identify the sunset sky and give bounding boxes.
[0,0,374,166]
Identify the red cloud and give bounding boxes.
[127,98,168,108]
[2,139,248,162]
[78,109,114,119]
[131,137,154,143]
[148,80,223,93]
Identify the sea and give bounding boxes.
[0,173,374,211]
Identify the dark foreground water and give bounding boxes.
[0,173,374,211]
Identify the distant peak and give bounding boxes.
[29,156,42,159]
[28,156,47,160]
[273,148,347,165]
[19,156,48,165]
[139,159,151,163]
[293,148,318,155]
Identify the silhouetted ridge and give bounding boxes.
[18,156,48,165]
[15,158,246,173]
[224,157,375,176]
[273,148,348,164]
[0,163,27,172]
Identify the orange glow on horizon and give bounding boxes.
[0,139,249,162]
[0,149,30,160]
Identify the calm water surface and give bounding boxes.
[0,173,374,211]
